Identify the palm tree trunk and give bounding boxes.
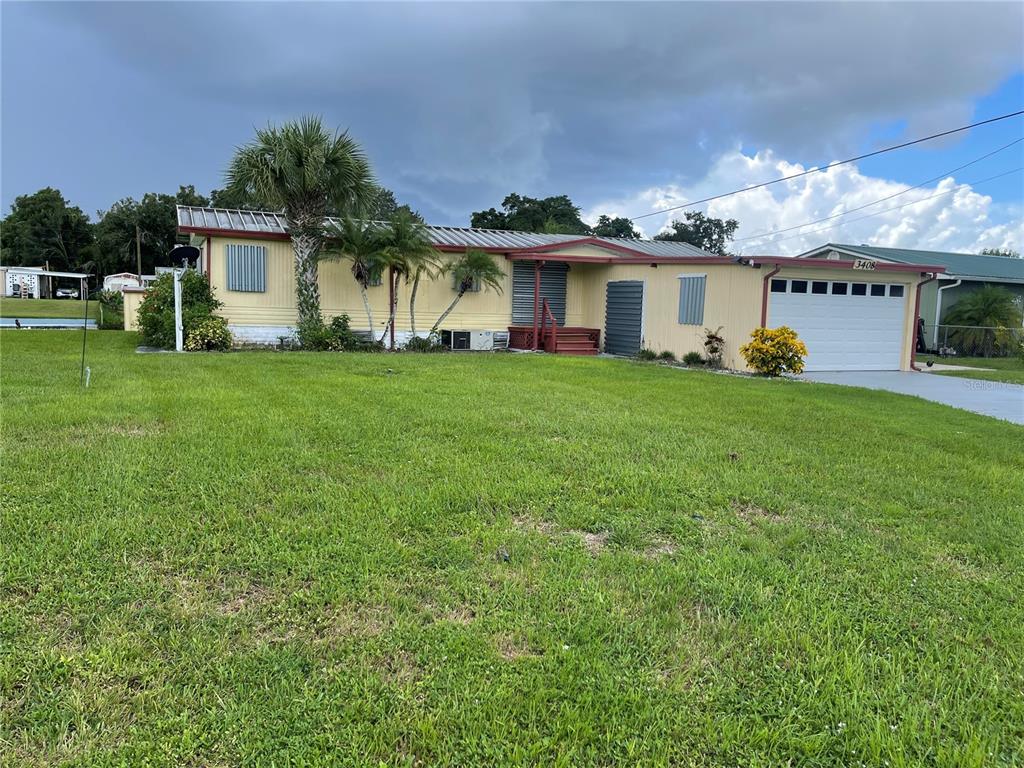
[359,284,374,337]
[409,270,421,336]
[389,268,399,350]
[431,291,466,334]
[291,228,322,327]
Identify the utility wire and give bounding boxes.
[735,167,1023,252]
[733,137,1024,243]
[630,109,1024,222]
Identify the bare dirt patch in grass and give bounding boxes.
[642,538,678,558]
[375,650,424,686]
[512,515,610,555]
[731,498,786,524]
[494,632,543,661]
[573,529,610,554]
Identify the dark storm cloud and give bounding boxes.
[3,2,1021,223]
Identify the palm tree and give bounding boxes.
[225,116,375,327]
[374,211,440,349]
[430,249,505,334]
[942,285,1023,356]
[325,217,385,336]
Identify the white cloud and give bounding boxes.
[584,149,1023,255]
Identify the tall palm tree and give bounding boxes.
[225,116,375,327]
[375,211,440,349]
[942,285,1023,356]
[325,217,385,336]
[430,249,505,334]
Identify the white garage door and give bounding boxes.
[766,278,907,371]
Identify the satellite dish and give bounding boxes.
[169,245,201,265]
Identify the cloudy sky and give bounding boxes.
[2,1,1022,254]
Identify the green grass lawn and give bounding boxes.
[0,297,98,320]
[3,331,1022,767]
[918,354,1024,385]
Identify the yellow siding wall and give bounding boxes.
[122,290,144,331]
[211,237,514,331]
[572,262,763,369]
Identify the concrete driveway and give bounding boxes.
[800,370,1024,425]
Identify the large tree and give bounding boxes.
[226,116,375,327]
[980,247,1021,259]
[591,215,640,239]
[326,217,386,336]
[93,186,209,277]
[654,211,739,255]
[471,193,590,234]
[0,188,95,272]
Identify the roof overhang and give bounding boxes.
[1,267,90,279]
[506,252,738,265]
[744,256,946,275]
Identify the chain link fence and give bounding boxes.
[921,323,1024,358]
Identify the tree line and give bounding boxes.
[0,183,420,280]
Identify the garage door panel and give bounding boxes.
[767,285,905,371]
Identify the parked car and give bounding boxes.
[56,288,80,299]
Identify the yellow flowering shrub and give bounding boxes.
[740,326,808,376]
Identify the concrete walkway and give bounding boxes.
[800,370,1024,425]
[0,318,96,329]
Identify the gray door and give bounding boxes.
[512,261,568,325]
[605,281,644,356]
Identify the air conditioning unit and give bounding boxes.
[440,330,494,351]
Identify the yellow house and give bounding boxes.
[142,206,945,371]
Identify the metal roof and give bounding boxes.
[801,243,1024,283]
[176,206,712,258]
[0,266,90,279]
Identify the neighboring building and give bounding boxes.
[103,272,163,292]
[1,266,89,299]
[125,206,946,371]
[103,272,143,292]
[798,244,1024,347]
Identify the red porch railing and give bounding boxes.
[540,298,558,353]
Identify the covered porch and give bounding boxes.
[506,256,605,354]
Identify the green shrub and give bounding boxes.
[297,315,383,352]
[740,326,808,376]
[97,290,125,330]
[184,316,233,351]
[637,348,658,361]
[703,327,725,367]
[657,350,676,361]
[682,351,704,366]
[403,333,447,353]
[137,271,222,349]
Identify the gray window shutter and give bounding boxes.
[226,244,267,292]
[678,275,706,325]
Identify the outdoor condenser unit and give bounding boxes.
[440,330,494,351]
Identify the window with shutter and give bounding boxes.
[677,274,706,325]
[226,244,267,292]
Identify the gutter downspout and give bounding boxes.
[759,264,782,327]
[911,273,938,371]
[932,278,961,348]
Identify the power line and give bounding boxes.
[630,108,1024,222]
[736,167,1023,252]
[733,137,1024,243]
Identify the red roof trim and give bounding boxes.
[179,225,291,241]
[504,237,654,258]
[507,252,737,265]
[748,256,946,274]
